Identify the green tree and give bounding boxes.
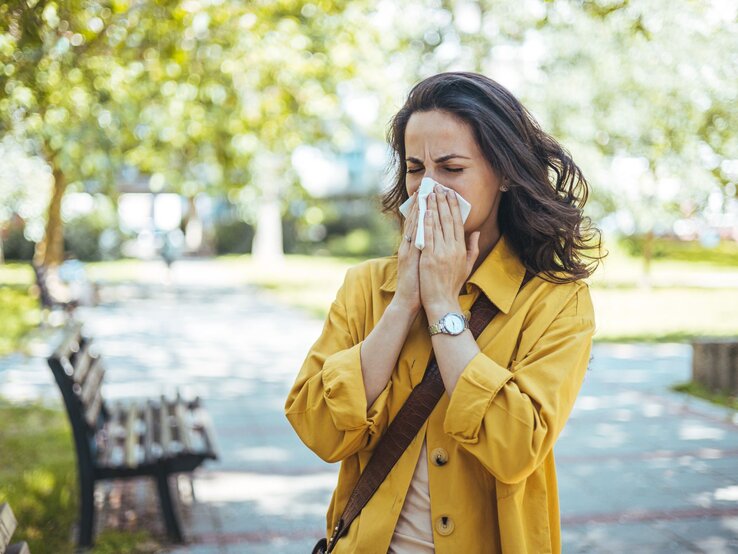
[535,0,738,282]
[0,0,140,265]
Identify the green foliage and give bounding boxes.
[2,223,35,261]
[93,531,163,553]
[0,400,78,553]
[619,236,738,267]
[288,197,399,257]
[2,0,736,262]
[214,219,254,255]
[0,286,40,355]
[672,381,738,411]
[0,400,161,553]
[63,212,122,261]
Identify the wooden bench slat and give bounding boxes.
[143,401,156,464]
[6,542,31,554]
[72,342,96,384]
[52,321,84,360]
[124,402,139,468]
[191,405,218,458]
[100,402,124,467]
[80,359,105,408]
[159,395,173,458]
[85,389,105,429]
[0,502,18,547]
[173,398,193,453]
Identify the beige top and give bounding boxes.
[388,439,435,553]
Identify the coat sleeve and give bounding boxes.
[284,266,392,463]
[443,283,595,484]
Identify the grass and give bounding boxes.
[0,400,161,554]
[0,285,41,356]
[219,245,738,343]
[0,400,77,553]
[226,254,363,318]
[672,381,738,411]
[590,286,738,342]
[2,239,738,346]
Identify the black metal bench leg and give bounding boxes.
[78,475,95,547]
[156,472,185,543]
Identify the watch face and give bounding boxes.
[444,313,465,334]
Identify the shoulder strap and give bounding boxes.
[325,270,536,552]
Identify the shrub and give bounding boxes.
[214,219,254,254]
[63,213,123,261]
[619,235,738,266]
[2,223,35,261]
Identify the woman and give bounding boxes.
[285,72,603,553]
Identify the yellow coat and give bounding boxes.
[285,235,596,553]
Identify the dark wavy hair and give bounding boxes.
[382,72,605,283]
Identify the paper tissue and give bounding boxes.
[399,177,471,250]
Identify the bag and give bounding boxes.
[312,271,534,553]
[312,538,328,554]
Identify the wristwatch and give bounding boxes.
[428,312,469,336]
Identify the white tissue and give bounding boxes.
[398,177,472,250]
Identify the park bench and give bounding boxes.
[0,503,30,554]
[47,321,218,547]
[31,262,78,313]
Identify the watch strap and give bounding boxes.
[428,313,469,336]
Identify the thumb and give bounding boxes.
[465,231,481,271]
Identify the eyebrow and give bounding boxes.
[405,154,471,164]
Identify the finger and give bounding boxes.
[409,197,421,256]
[423,198,434,253]
[436,187,455,242]
[402,193,417,239]
[448,189,464,243]
[430,192,444,252]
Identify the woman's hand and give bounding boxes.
[393,192,422,314]
[420,185,480,316]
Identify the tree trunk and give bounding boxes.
[252,195,284,265]
[183,195,204,255]
[251,152,285,264]
[34,164,68,267]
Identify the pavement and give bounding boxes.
[1,259,737,553]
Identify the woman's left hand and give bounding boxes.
[419,185,481,314]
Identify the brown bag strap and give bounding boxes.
[325,270,535,552]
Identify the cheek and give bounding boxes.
[463,190,497,227]
[406,180,420,196]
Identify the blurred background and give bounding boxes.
[1,0,737,553]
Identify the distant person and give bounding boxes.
[286,72,604,553]
[159,229,183,283]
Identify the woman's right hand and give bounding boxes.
[393,192,421,314]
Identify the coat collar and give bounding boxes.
[379,234,527,314]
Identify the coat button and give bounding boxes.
[431,447,449,466]
[435,515,455,536]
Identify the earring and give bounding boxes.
[500,184,509,192]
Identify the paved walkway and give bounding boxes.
[1,261,737,553]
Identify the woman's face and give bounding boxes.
[404,109,503,239]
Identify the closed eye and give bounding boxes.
[406,167,464,174]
